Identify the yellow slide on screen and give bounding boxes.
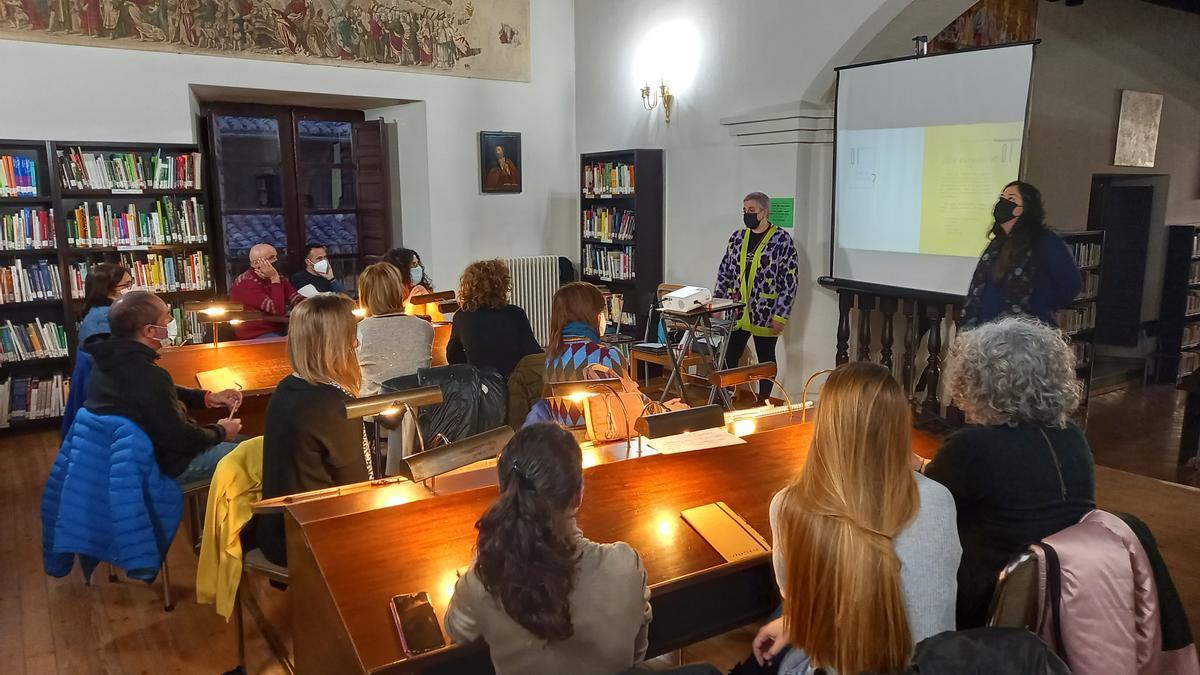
[919,122,1024,257]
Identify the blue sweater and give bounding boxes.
[42,408,183,582]
[77,305,112,345]
[974,231,1081,327]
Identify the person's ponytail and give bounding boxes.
[473,424,583,642]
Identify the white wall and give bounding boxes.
[1026,0,1200,229]
[575,0,935,390]
[0,0,578,284]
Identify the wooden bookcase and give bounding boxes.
[0,138,218,429]
[1059,230,1104,422]
[1155,224,1200,383]
[579,149,664,341]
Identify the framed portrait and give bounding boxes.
[480,132,522,193]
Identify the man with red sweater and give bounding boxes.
[229,243,305,340]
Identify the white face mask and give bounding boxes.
[151,319,178,347]
[410,265,425,286]
[313,259,331,275]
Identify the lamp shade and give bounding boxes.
[343,385,445,419]
[708,362,778,388]
[406,290,456,307]
[635,404,725,439]
[397,426,515,482]
[545,378,623,399]
[183,300,244,317]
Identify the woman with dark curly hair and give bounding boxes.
[925,316,1096,629]
[445,423,653,675]
[446,259,542,378]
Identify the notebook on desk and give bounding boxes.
[680,501,770,562]
[195,366,241,392]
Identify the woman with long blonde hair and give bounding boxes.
[752,362,960,674]
[256,294,372,566]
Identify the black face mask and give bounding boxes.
[743,212,761,229]
[993,198,1018,223]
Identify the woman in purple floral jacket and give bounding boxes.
[714,192,800,403]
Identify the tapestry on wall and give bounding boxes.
[930,0,1036,52]
[0,0,530,81]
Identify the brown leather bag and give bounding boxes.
[581,364,665,442]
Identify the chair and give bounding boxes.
[986,550,1040,630]
[234,549,293,675]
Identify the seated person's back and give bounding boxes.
[229,243,303,340]
[446,424,651,675]
[544,282,627,427]
[256,294,370,566]
[447,260,543,378]
[84,291,241,483]
[924,317,1096,629]
[355,262,435,395]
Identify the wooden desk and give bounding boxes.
[282,423,939,674]
[158,337,291,435]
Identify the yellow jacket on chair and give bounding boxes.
[196,436,264,620]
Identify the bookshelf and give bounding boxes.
[1059,230,1104,423]
[579,149,664,341]
[0,139,219,429]
[1155,224,1200,384]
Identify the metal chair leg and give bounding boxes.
[161,558,174,612]
[235,581,246,667]
[187,491,205,555]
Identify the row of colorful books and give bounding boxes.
[0,155,39,197]
[0,372,69,427]
[1,260,61,304]
[582,207,636,242]
[69,251,213,297]
[66,197,208,247]
[56,149,203,191]
[1,208,55,250]
[582,162,635,195]
[170,305,206,345]
[0,319,68,363]
[1067,241,1102,268]
[583,244,636,282]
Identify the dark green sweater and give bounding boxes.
[924,422,1096,629]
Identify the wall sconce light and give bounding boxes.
[641,81,674,124]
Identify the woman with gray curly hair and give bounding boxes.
[925,317,1096,629]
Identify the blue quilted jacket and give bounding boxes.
[42,409,183,582]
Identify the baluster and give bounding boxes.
[879,297,897,371]
[856,294,876,362]
[923,303,946,415]
[902,299,916,394]
[836,291,853,365]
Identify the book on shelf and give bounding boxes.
[0,155,40,197]
[582,207,636,242]
[1190,260,1200,285]
[172,304,206,345]
[0,260,62,303]
[0,371,69,427]
[1180,352,1200,381]
[583,243,636,281]
[1,208,55,250]
[66,197,208,247]
[1069,341,1091,369]
[1057,304,1096,334]
[1067,240,1102,268]
[0,319,68,363]
[1182,323,1200,349]
[1193,231,1200,257]
[1188,291,1200,316]
[1076,270,1100,300]
[582,161,635,195]
[57,148,203,191]
[69,250,213,297]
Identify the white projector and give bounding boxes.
[661,286,713,313]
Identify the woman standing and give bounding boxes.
[446,259,541,378]
[961,181,1081,328]
[445,423,653,675]
[925,317,1095,629]
[714,191,800,404]
[256,294,371,566]
[77,262,133,345]
[752,362,960,673]
[544,282,627,428]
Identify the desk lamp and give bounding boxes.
[634,404,725,439]
[406,290,456,307]
[344,386,446,477]
[546,377,636,458]
[708,362,797,417]
[396,426,515,492]
[183,301,256,348]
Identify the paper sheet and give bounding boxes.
[195,367,240,392]
[643,428,746,455]
[296,284,320,298]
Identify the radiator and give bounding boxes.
[503,255,560,347]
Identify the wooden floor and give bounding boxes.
[5,383,1199,674]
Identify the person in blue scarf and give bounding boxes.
[544,282,627,428]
